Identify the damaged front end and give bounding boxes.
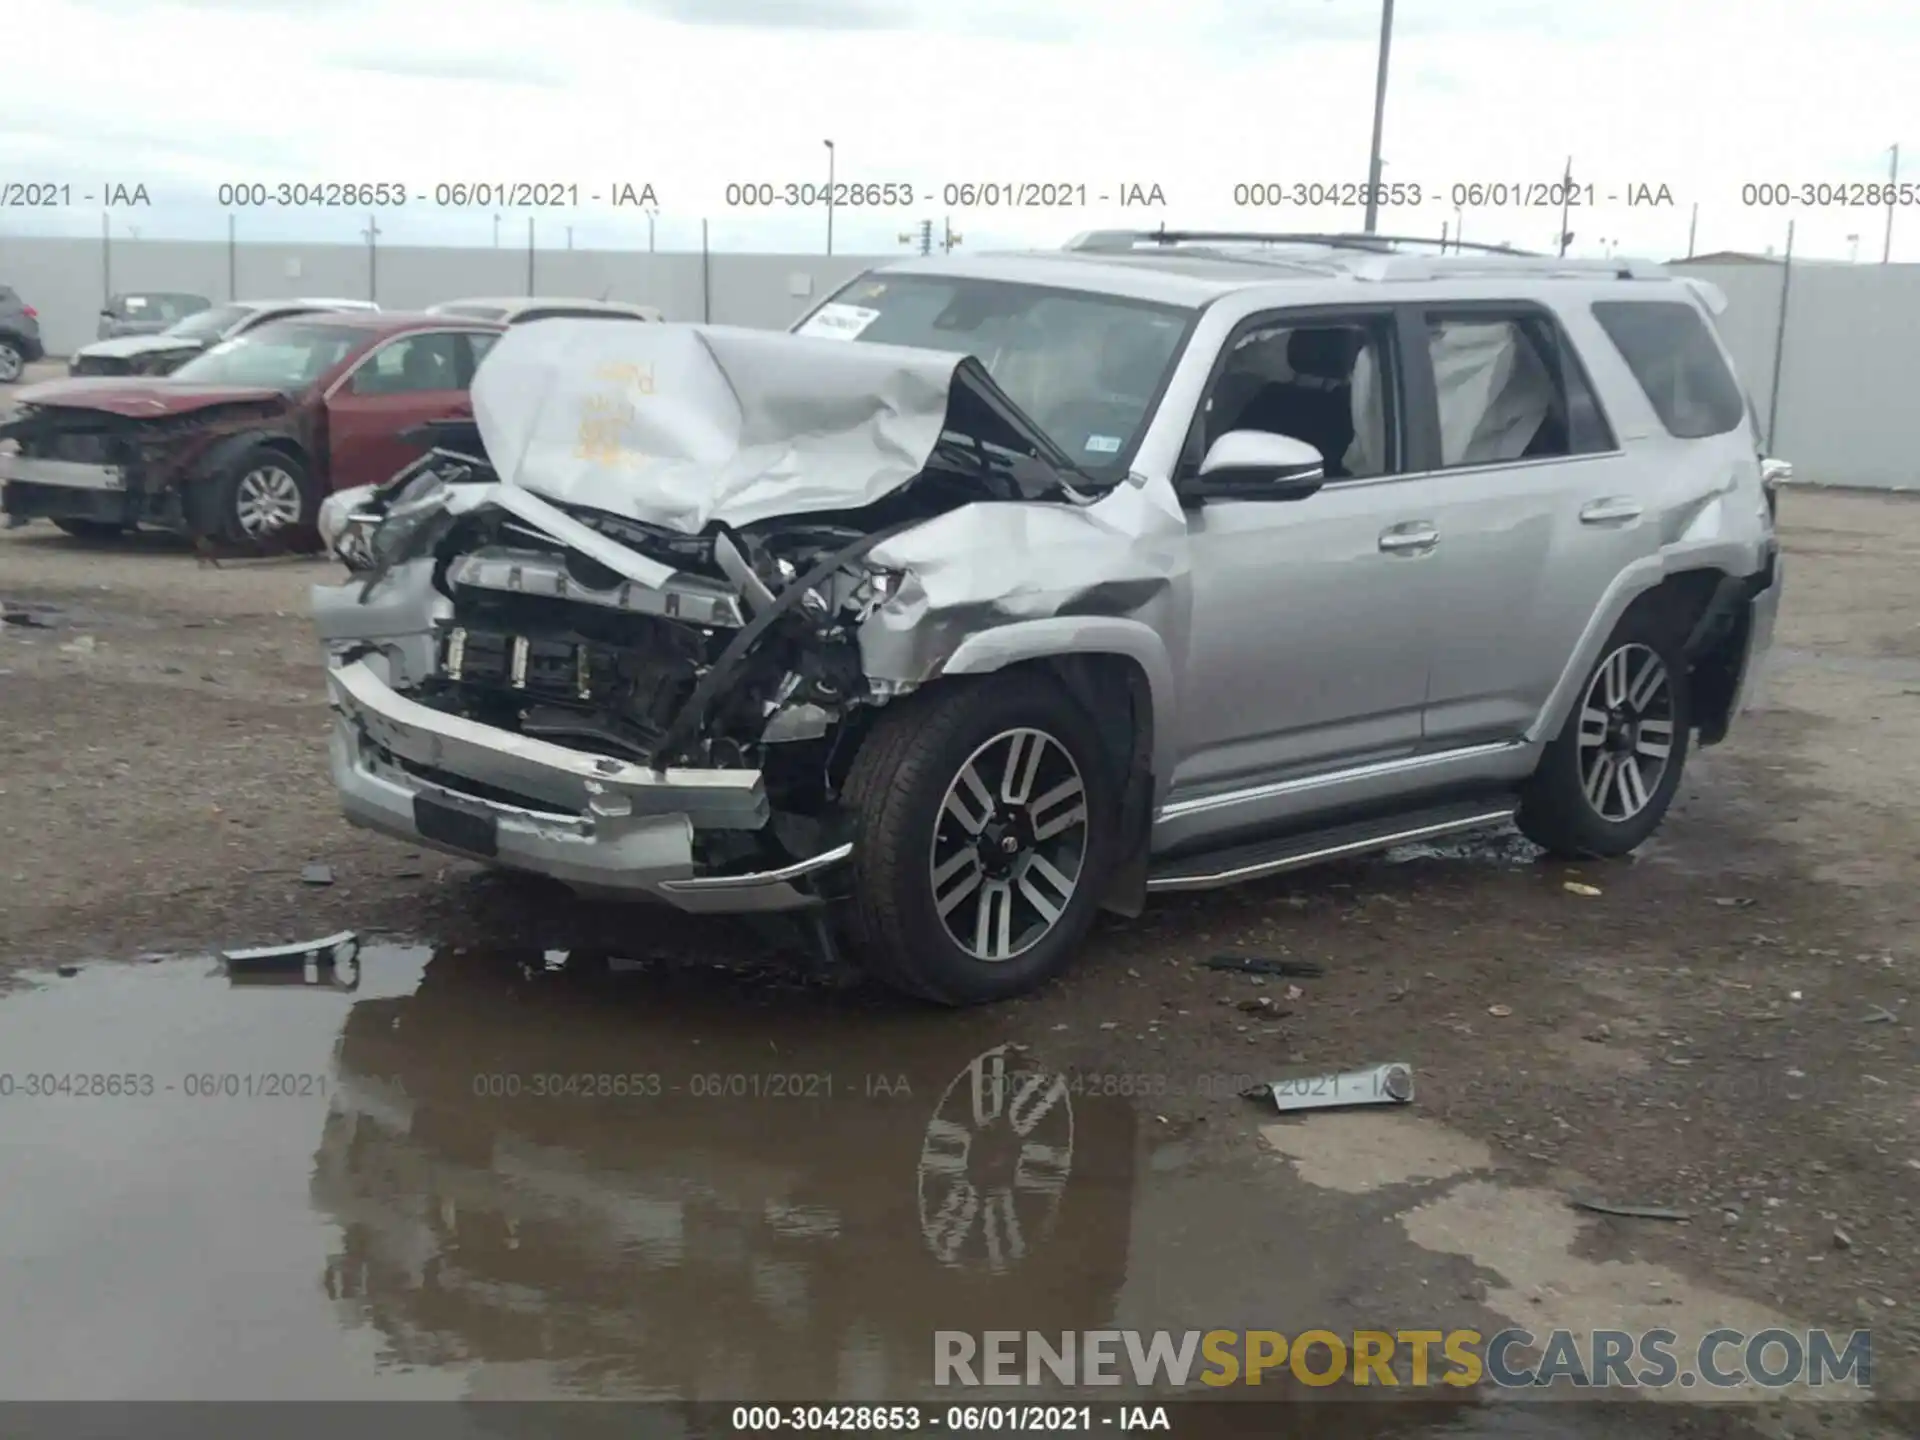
[313,319,1154,911]
[0,390,292,532]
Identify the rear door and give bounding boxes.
[1408,301,1653,749]
[322,329,489,491]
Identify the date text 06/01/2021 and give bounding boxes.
[719,182,1168,209]
[0,1073,328,1098]
[208,181,661,208]
[1227,180,1677,209]
[726,1404,1170,1432]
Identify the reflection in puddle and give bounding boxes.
[0,949,1785,1434]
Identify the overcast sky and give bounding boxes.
[2,0,1912,261]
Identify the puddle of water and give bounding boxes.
[0,948,1783,1433]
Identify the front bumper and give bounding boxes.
[0,453,181,528]
[327,658,849,911]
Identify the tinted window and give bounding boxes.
[1423,311,1614,467]
[795,274,1191,471]
[514,307,646,323]
[170,323,365,388]
[165,303,252,340]
[350,332,468,394]
[1200,316,1399,480]
[1591,300,1746,439]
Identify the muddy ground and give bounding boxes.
[0,470,1916,1432]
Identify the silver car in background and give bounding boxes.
[312,232,1782,1006]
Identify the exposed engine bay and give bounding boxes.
[319,320,1160,873]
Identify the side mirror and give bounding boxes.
[1182,431,1326,503]
[99,308,114,319]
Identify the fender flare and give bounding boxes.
[179,429,309,535]
[932,615,1179,809]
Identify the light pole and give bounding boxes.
[492,213,501,248]
[1453,205,1463,252]
[823,139,836,255]
[1848,232,1861,263]
[1361,0,1395,234]
[645,207,657,252]
[1884,143,1899,263]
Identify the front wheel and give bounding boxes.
[1517,610,1691,857]
[840,672,1119,1005]
[0,339,24,384]
[206,447,317,550]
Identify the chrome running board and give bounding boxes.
[1145,802,1517,893]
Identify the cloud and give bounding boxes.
[332,53,568,87]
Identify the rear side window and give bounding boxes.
[1422,309,1615,467]
[1590,300,1746,438]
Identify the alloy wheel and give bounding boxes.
[1576,642,1676,822]
[233,466,304,537]
[928,727,1090,963]
[0,343,22,383]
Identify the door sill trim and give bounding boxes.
[1159,740,1528,823]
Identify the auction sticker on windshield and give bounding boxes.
[797,302,880,340]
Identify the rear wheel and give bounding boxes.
[0,338,24,383]
[1517,609,1691,857]
[841,672,1117,1006]
[52,519,128,540]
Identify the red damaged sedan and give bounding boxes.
[0,311,502,548]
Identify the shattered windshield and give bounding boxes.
[164,304,252,341]
[795,274,1191,470]
[169,322,366,389]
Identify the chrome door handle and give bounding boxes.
[1579,497,1643,524]
[1378,523,1438,554]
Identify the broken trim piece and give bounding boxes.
[647,517,927,770]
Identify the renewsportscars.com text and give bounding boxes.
[934,1328,1872,1390]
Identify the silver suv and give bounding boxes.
[312,231,1783,1005]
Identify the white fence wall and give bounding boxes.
[1672,258,1920,491]
[6,235,1917,490]
[0,235,887,356]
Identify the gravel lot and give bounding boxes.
[1,465,1916,1416]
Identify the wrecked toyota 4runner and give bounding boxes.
[314,240,1783,1005]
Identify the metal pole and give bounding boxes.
[1440,221,1449,252]
[1765,220,1795,453]
[1361,0,1394,234]
[701,218,711,322]
[101,211,111,306]
[227,213,237,299]
[1883,143,1899,263]
[1453,206,1462,252]
[824,140,836,255]
[527,216,535,294]
[1557,156,1573,256]
[647,210,656,252]
[366,213,378,302]
[1686,202,1698,258]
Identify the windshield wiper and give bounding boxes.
[930,432,1097,505]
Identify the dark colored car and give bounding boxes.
[68,298,377,378]
[0,311,501,547]
[0,285,46,384]
[96,291,212,340]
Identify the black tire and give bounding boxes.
[840,671,1120,1006]
[203,446,318,550]
[0,337,24,384]
[52,519,128,540]
[1517,607,1692,858]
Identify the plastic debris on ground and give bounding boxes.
[1243,1061,1414,1113]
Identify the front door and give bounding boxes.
[1172,307,1444,796]
[324,329,490,492]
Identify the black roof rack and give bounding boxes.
[1064,229,1538,258]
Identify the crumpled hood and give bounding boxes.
[75,333,202,361]
[469,318,1061,534]
[5,377,287,419]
